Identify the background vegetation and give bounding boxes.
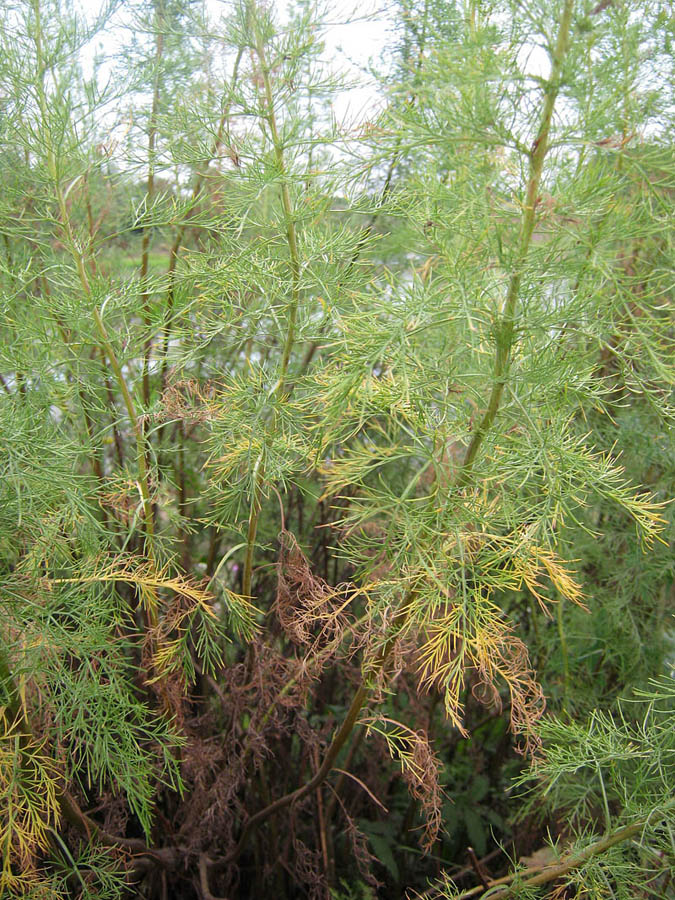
[0,0,673,897]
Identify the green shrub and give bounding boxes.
[0,0,672,897]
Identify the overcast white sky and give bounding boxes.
[311,0,395,123]
[83,0,553,125]
[76,0,397,160]
[214,0,398,124]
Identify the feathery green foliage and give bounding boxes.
[0,0,672,897]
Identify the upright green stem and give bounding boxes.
[458,0,575,486]
[242,454,264,602]
[31,0,156,575]
[557,601,570,714]
[255,33,301,392]
[8,49,103,483]
[140,0,165,410]
[157,46,243,394]
[92,308,155,545]
[240,21,303,607]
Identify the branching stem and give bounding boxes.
[429,799,675,900]
[157,46,244,393]
[458,0,575,485]
[240,15,304,611]
[31,0,156,616]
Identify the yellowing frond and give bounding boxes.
[538,548,586,607]
[48,555,218,617]
[0,720,61,894]
[511,544,586,612]
[416,594,545,750]
[47,554,257,683]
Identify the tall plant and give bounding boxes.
[0,0,672,898]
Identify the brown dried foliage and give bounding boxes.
[275,530,354,653]
[157,378,217,425]
[363,716,444,853]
